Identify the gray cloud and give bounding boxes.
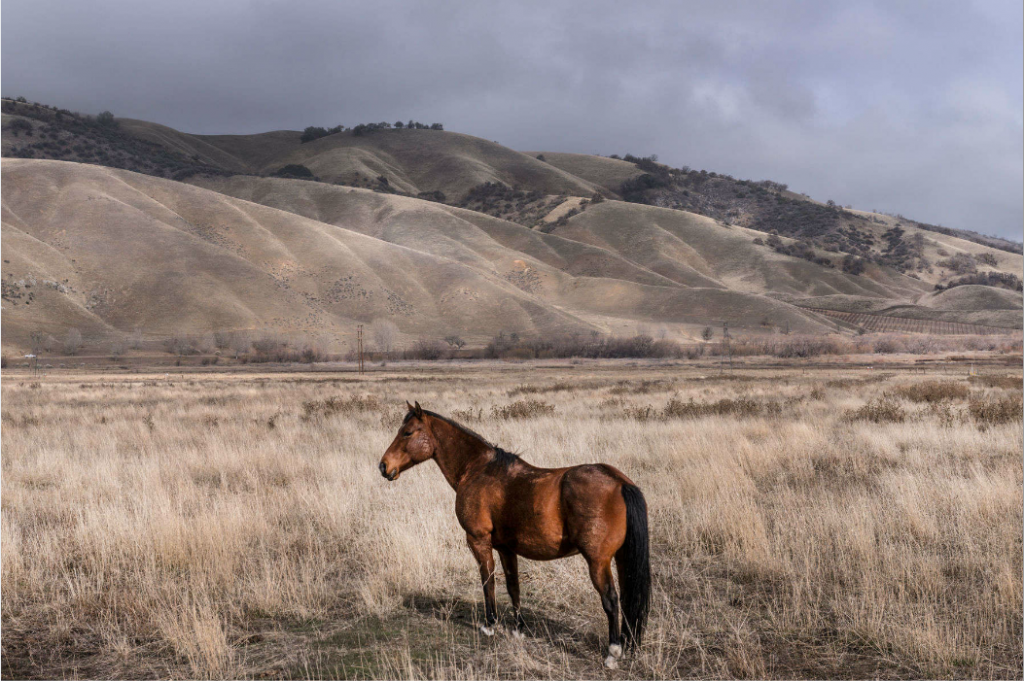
[3,0,1021,239]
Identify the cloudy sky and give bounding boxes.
[3,0,1022,239]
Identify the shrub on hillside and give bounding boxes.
[407,338,444,360]
[6,118,32,136]
[272,164,314,179]
[976,252,999,267]
[94,111,117,128]
[934,272,1023,292]
[936,253,978,275]
[842,255,866,275]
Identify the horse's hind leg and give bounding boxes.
[498,549,525,638]
[585,554,622,669]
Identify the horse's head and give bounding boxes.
[379,401,436,481]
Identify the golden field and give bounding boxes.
[1,355,1021,679]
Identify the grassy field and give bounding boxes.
[1,355,1021,679]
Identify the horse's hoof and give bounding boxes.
[510,628,525,639]
[608,643,622,659]
[603,655,619,669]
[480,625,495,636]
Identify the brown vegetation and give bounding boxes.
[1,360,1021,679]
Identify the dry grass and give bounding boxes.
[1,361,1021,679]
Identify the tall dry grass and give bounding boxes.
[1,364,1021,679]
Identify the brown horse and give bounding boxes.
[379,402,650,669]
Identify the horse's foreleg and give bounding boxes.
[498,549,525,638]
[467,533,498,635]
[586,556,622,669]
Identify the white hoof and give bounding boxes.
[608,643,623,659]
[511,628,525,639]
[480,625,495,636]
[604,655,618,669]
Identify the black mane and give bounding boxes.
[406,408,522,467]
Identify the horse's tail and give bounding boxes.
[616,483,650,649]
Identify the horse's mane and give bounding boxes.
[406,409,522,467]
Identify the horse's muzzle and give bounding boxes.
[379,462,398,481]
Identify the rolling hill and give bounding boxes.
[2,98,1021,353]
[2,159,842,351]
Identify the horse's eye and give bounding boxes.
[402,431,412,438]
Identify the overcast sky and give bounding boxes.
[3,0,1022,239]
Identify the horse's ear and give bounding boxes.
[406,400,415,414]
[413,401,424,417]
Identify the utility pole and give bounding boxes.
[357,324,364,374]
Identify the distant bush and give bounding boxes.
[968,395,1022,425]
[163,335,197,356]
[94,111,117,128]
[846,398,906,423]
[416,190,446,202]
[935,272,1022,292]
[6,118,32,136]
[936,252,977,275]
[842,255,866,275]
[407,338,444,360]
[301,395,383,421]
[663,397,779,419]
[272,164,314,179]
[891,381,970,403]
[491,399,555,419]
[976,252,998,267]
[300,124,344,143]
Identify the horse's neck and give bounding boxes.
[428,416,490,490]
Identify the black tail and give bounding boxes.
[617,484,650,649]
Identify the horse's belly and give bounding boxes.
[517,543,578,561]
[496,523,574,561]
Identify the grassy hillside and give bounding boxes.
[0,160,604,350]
[543,151,1023,274]
[3,98,1019,349]
[3,160,840,352]
[261,128,605,201]
[187,174,836,334]
[525,151,643,195]
[549,201,929,299]
[1,99,224,179]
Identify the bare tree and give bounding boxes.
[444,334,466,359]
[231,331,252,358]
[110,340,125,357]
[371,319,399,359]
[198,332,216,354]
[30,331,46,356]
[444,335,466,350]
[64,328,83,356]
[129,326,144,350]
[701,326,714,343]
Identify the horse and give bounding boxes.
[379,401,650,669]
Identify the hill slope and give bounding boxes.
[2,160,840,351]
[3,99,1020,350]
